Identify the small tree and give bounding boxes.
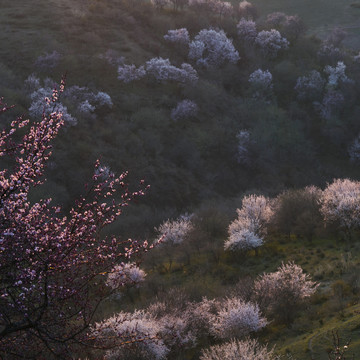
[255,29,289,58]
[254,262,318,324]
[210,297,267,339]
[248,69,273,100]
[189,29,240,68]
[237,18,257,43]
[225,195,273,252]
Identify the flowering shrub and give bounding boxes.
[295,70,326,102]
[145,57,198,84]
[237,18,257,43]
[164,28,190,45]
[29,87,77,126]
[255,29,289,58]
[189,29,240,68]
[210,297,267,339]
[254,262,318,323]
[248,69,273,99]
[320,178,360,235]
[324,61,352,88]
[171,99,198,121]
[225,195,273,251]
[117,64,146,83]
[155,214,193,245]
[91,310,168,360]
[200,338,276,360]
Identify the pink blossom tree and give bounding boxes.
[0,84,151,358]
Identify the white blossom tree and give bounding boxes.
[210,297,267,339]
[295,70,326,102]
[237,18,257,43]
[324,61,352,88]
[200,338,276,360]
[255,29,289,58]
[29,87,77,126]
[91,310,168,360]
[117,64,146,83]
[189,29,240,68]
[155,214,193,245]
[164,28,190,46]
[248,69,273,100]
[145,57,198,84]
[254,262,318,324]
[320,178,360,238]
[171,99,198,121]
[106,262,146,290]
[225,195,273,252]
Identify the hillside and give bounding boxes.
[1,0,360,358]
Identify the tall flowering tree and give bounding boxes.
[0,83,151,358]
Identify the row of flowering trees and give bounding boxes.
[222,179,360,252]
[92,261,317,358]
